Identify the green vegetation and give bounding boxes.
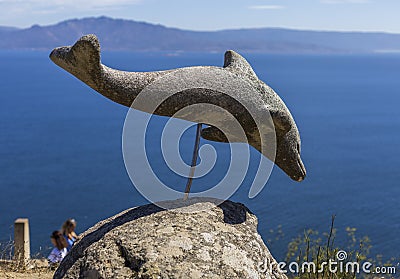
[268,216,398,279]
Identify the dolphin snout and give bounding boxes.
[294,158,306,182]
[277,156,306,182]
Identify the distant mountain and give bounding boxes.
[0,26,20,32]
[1,16,400,53]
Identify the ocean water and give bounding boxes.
[0,50,399,261]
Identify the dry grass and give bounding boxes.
[0,269,53,279]
[0,259,53,279]
[0,240,54,279]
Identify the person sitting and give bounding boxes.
[61,218,78,251]
[47,230,68,266]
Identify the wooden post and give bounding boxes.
[14,218,30,264]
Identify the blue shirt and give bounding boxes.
[64,235,76,251]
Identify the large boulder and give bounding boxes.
[54,198,287,279]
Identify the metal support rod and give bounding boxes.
[183,123,202,201]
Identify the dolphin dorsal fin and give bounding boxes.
[223,50,258,80]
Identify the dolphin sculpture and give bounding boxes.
[49,34,306,182]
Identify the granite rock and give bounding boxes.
[54,198,287,279]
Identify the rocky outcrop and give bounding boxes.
[54,198,287,279]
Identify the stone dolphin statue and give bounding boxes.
[49,34,306,182]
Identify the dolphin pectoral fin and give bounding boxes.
[201,126,229,143]
[223,50,258,80]
[270,110,292,133]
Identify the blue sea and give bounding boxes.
[0,50,399,261]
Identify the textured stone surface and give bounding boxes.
[54,199,287,279]
[50,34,306,181]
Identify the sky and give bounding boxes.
[0,0,399,33]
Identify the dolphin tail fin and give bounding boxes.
[223,50,258,80]
[71,34,101,67]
